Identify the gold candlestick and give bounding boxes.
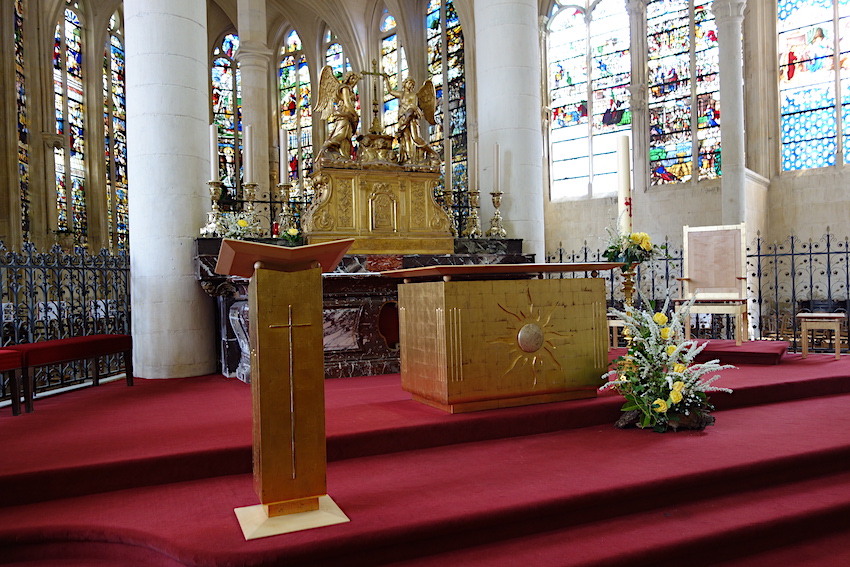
[201,181,224,236]
[462,188,483,238]
[486,188,507,239]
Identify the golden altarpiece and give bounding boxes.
[301,67,453,255]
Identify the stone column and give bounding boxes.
[236,0,271,197]
[125,0,216,378]
[475,0,545,259]
[713,0,747,225]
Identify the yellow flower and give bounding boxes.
[237,219,248,228]
[666,345,677,356]
[670,389,683,404]
[653,399,668,413]
[630,232,642,244]
[286,227,299,236]
[672,381,685,392]
[640,238,652,251]
[673,364,687,374]
[653,312,669,326]
[660,327,672,340]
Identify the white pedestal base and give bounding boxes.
[234,495,350,540]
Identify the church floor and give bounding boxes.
[1,347,850,566]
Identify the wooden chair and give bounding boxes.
[675,224,748,345]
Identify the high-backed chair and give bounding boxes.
[676,224,748,345]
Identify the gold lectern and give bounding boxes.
[215,238,354,540]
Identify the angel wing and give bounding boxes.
[416,80,437,125]
[313,65,340,117]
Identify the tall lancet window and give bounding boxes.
[279,30,313,186]
[15,0,30,241]
[778,0,846,171]
[324,29,352,76]
[647,0,721,185]
[53,1,87,249]
[427,0,468,224]
[548,0,631,200]
[103,11,128,252]
[380,10,408,135]
[211,33,242,205]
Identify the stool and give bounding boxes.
[796,312,845,360]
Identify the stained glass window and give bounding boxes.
[427,0,468,221]
[103,11,128,252]
[647,0,720,185]
[54,2,87,249]
[778,0,846,171]
[380,10,408,135]
[15,0,30,241]
[548,0,631,199]
[280,31,313,186]
[211,33,242,205]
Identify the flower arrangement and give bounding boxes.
[602,227,667,271]
[279,226,302,245]
[220,212,261,239]
[601,293,734,432]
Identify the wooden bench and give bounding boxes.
[0,350,23,416]
[5,334,133,413]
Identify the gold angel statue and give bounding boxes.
[314,66,361,162]
[387,77,440,166]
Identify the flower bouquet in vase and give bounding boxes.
[601,292,734,432]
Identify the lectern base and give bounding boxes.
[234,495,350,540]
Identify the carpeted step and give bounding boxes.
[389,468,850,567]
[2,393,850,567]
[3,356,850,508]
[693,339,789,365]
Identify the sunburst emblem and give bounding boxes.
[491,289,571,385]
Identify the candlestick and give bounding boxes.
[617,135,632,235]
[210,124,218,181]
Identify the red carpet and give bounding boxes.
[693,339,789,365]
[1,348,850,566]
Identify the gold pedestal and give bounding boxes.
[303,169,453,254]
[396,274,608,413]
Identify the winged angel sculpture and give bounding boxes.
[388,77,440,166]
[314,66,361,163]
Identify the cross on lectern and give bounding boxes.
[268,305,312,480]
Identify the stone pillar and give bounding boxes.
[713,0,747,225]
[236,0,271,196]
[475,0,545,259]
[125,0,216,378]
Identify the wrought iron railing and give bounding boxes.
[547,231,850,353]
[0,242,130,404]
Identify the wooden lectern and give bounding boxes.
[215,238,354,540]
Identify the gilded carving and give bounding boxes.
[369,184,398,232]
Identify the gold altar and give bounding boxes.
[385,263,619,413]
[302,168,453,255]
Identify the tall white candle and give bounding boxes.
[494,143,500,194]
[279,128,288,184]
[617,135,632,234]
[243,124,253,184]
[209,124,218,181]
[471,140,477,191]
[445,138,453,193]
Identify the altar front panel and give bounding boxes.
[399,277,607,413]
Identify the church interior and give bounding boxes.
[2,0,850,565]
